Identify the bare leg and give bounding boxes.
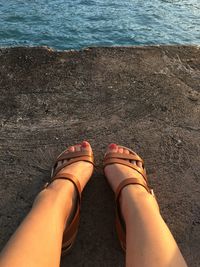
[0,141,93,267]
[104,144,188,267]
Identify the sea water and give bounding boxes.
[0,0,199,50]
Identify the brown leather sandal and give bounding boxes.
[44,147,94,255]
[103,145,155,251]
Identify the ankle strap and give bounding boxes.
[115,177,151,202]
[45,172,82,201]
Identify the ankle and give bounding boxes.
[47,179,76,197]
[33,180,77,229]
[120,184,149,202]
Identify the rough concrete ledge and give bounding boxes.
[0,46,200,266]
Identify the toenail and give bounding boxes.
[109,143,117,149]
[82,141,89,148]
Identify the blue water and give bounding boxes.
[0,0,199,50]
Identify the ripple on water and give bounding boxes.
[0,0,199,50]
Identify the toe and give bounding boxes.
[75,144,81,152]
[129,149,137,165]
[122,148,135,164]
[56,160,63,168]
[118,147,124,153]
[131,160,137,165]
[137,161,143,168]
[107,143,118,154]
[124,149,129,155]
[68,146,75,152]
[81,141,92,152]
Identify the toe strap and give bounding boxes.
[57,151,94,161]
[52,156,94,178]
[104,158,148,182]
[52,150,94,178]
[104,152,144,164]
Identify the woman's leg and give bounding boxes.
[104,144,188,267]
[0,141,93,267]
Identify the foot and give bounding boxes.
[104,143,147,195]
[51,141,94,193]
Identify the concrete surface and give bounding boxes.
[0,46,199,266]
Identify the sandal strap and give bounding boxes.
[52,150,94,178]
[46,172,82,252]
[57,151,93,161]
[52,156,94,178]
[116,212,126,251]
[50,172,82,200]
[62,204,80,249]
[103,147,152,252]
[115,177,152,252]
[104,158,147,182]
[46,148,94,254]
[104,152,144,164]
[115,177,151,201]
